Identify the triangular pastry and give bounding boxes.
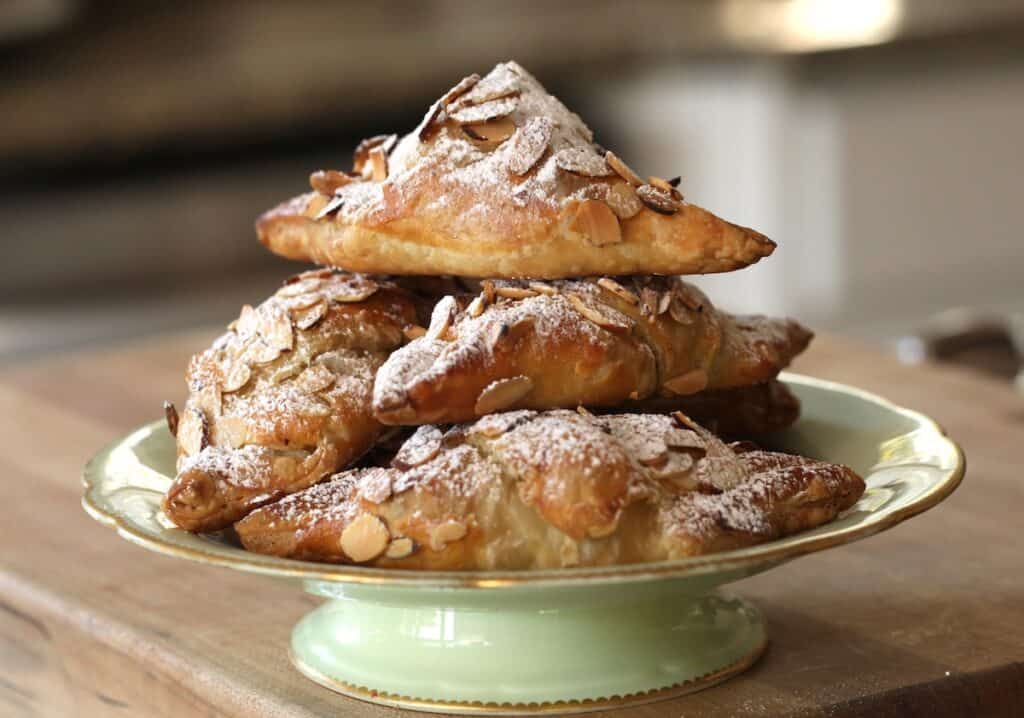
[372,277,812,425]
[255,61,775,279]
[234,410,864,569]
[162,270,422,532]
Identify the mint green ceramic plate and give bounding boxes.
[82,374,963,714]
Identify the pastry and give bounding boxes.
[162,270,420,532]
[255,61,775,279]
[235,410,864,569]
[372,277,812,425]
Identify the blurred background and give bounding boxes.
[2,0,1023,381]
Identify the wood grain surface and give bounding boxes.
[1,331,1022,718]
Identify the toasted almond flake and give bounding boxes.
[637,440,669,468]
[296,364,336,393]
[640,287,659,319]
[294,301,328,330]
[495,286,538,300]
[648,176,674,193]
[673,283,705,311]
[454,67,520,107]
[314,195,345,220]
[597,277,639,305]
[359,468,393,504]
[504,116,554,176]
[248,340,281,365]
[340,514,390,563]
[474,375,534,415]
[221,362,251,393]
[308,169,354,195]
[573,199,622,247]
[235,304,259,337]
[528,281,558,296]
[384,537,416,560]
[414,99,445,141]
[429,519,468,551]
[669,297,694,325]
[258,304,294,352]
[555,148,614,177]
[164,400,179,437]
[605,151,643,186]
[369,146,388,181]
[177,407,207,456]
[663,369,709,396]
[487,322,509,350]
[605,182,644,220]
[481,280,496,304]
[323,278,379,303]
[392,425,443,469]
[673,411,702,431]
[198,382,222,417]
[217,415,247,449]
[566,292,630,333]
[440,73,481,107]
[576,405,594,417]
[283,292,322,312]
[657,292,672,315]
[448,96,518,124]
[404,325,427,341]
[467,295,486,318]
[353,134,397,173]
[278,277,323,297]
[462,116,516,144]
[636,184,679,215]
[426,295,457,340]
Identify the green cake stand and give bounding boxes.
[82,374,963,714]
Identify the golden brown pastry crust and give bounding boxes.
[372,277,812,425]
[162,270,420,532]
[255,62,774,279]
[235,410,864,570]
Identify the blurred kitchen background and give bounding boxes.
[2,0,1023,380]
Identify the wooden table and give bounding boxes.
[2,331,1022,717]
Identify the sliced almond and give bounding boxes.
[576,405,594,417]
[605,182,643,220]
[404,324,427,341]
[426,295,458,341]
[467,295,486,318]
[448,96,518,124]
[392,425,444,469]
[663,369,709,396]
[440,73,481,107]
[294,300,328,330]
[472,411,531,438]
[597,277,639,305]
[278,276,324,298]
[554,148,614,178]
[217,415,247,449]
[258,304,294,353]
[648,176,674,193]
[462,117,516,144]
[309,169,354,196]
[359,468,393,504]
[605,151,643,186]
[429,519,468,552]
[297,364,336,393]
[505,116,554,176]
[353,134,398,174]
[322,276,379,303]
[527,282,558,296]
[657,291,672,315]
[177,407,207,456]
[454,67,520,107]
[474,375,533,415]
[221,362,252,393]
[639,287,659,319]
[384,537,417,560]
[414,98,445,141]
[481,280,496,305]
[487,322,509,350]
[340,514,390,563]
[573,199,622,247]
[495,286,538,300]
[636,438,669,468]
[163,400,179,437]
[566,292,630,333]
[247,340,281,365]
[369,146,388,181]
[636,184,680,215]
[314,194,346,220]
[235,304,259,337]
[284,292,323,311]
[673,282,705,311]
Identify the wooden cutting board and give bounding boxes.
[2,331,1022,717]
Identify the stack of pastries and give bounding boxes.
[162,62,864,570]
